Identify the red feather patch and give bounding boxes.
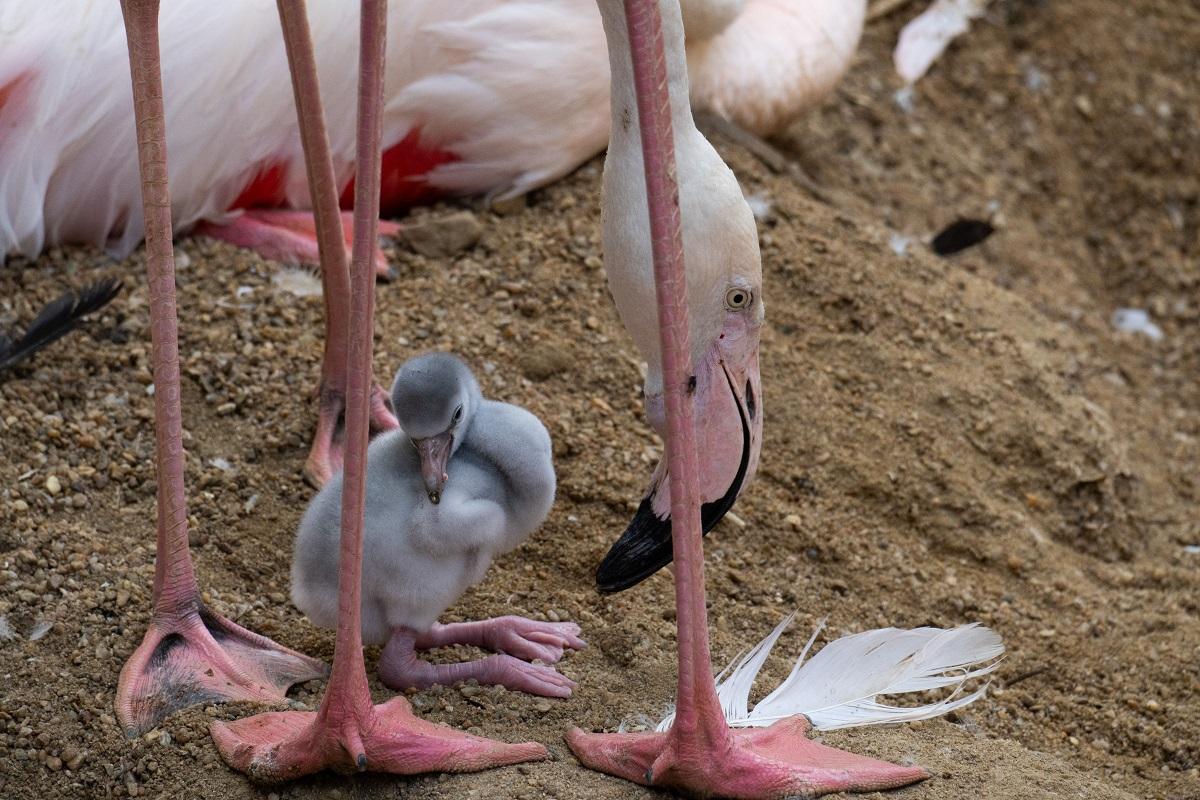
[340,127,458,215]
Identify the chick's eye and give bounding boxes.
[453,405,463,423]
[725,287,753,310]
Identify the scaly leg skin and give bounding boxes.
[381,628,576,698]
[416,616,587,664]
[117,599,328,738]
[566,2,930,796]
[275,0,399,489]
[305,382,398,488]
[115,0,327,738]
[195,210,401,280]
[212,0,547,780]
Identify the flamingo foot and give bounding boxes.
[115,600,328,738]
[566,716,930,799]
[305,381,399,488]
[196,209,401,280]
[210,695,548,783]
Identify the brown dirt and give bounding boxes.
[1,1,1197,798]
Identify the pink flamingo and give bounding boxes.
[106,0,969,792]
[0,0,864,267]
[1,0,864,488]
[565,1,934,796]
[114,0,557,776]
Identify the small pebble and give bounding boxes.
[403,212,483,258]
[45,475,62,495]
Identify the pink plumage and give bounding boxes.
[0,0,863,265]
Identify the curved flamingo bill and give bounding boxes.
[596,366,752,594]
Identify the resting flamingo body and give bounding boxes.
[0,0,863,265]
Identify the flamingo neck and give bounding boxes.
[597,0,696,150]
[597,0,704,395]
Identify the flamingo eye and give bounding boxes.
[724,287,753,310]
[453,405,463,423]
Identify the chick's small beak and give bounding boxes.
[414,432,453,503]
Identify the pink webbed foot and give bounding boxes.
[116,600,328,738]
[305,381,399,488]
[566,716,929,800]
[195,209,401,279]
[211,694,547,783]
[420,616,587,664]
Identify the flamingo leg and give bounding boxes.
[275,0,398,489]
[564,2,929,796]
[210,1,547,779]
[113,0,327,739]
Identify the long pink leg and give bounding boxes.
[565,2,929,797]
[416,617,586,664]
[379,628,576,698]
[210,2,546,780]
[113,0,327,739]
[275,0,398,489]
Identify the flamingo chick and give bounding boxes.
[292,353,583,697]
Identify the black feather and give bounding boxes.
[930,218,995,256]
[0,278,123,372]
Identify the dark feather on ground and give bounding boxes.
[931,218,995,256]
[0,278,122,373]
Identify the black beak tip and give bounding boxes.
[595,497,673,594]
[596,366,754,594]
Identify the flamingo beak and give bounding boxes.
[595,344,762,593]
[414,432,453,504]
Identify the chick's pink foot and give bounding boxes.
[196,209,401,279]
[381,628,577,698]
[418,616,587,664]
[116,600,328,738]
[566,716,929,800]
[211,694,547,783]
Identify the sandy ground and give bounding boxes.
[1,1,1197,798]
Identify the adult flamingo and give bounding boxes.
[116,0,555,776]
[0,0,863,266]
[566,0,932,796]
[1,0,862,487]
